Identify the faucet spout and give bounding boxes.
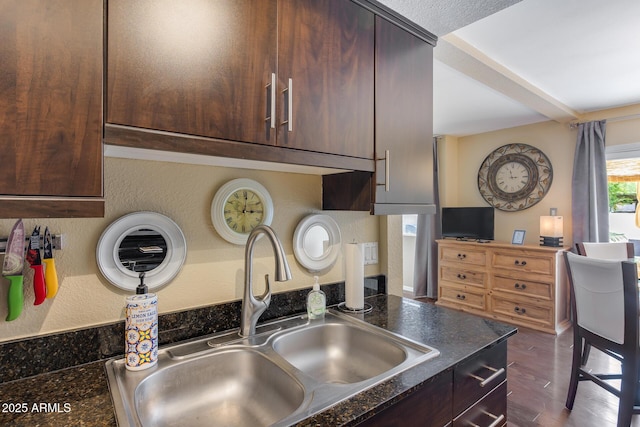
[239,224,292,337]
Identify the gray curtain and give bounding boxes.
[413,137,441,298]
[572,120,608,245]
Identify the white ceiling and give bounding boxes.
[379,0,640,136]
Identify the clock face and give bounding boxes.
[211,179,274,245]
[495,162,529,194]
[224,189,264,234]
[478,144,552,212]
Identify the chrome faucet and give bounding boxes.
[239,224,292,337]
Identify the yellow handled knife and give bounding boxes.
[43,227,59,299]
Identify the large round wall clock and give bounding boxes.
[477,143,553,212]
[211,178,274,245]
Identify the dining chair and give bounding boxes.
[575,241,635,259]
[564,251,640,427]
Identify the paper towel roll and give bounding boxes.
[345,243,364,310]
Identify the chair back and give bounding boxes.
[564,251,638,346]
[575,242,634,260]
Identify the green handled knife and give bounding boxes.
[3,219,25,321]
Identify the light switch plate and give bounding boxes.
[362,242,378,265]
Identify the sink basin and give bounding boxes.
[135,349,304,427]
[272,322,407,383]
[105,310,439,427]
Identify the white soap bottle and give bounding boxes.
[307,276,326,320]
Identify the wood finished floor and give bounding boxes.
[411,297,638,426]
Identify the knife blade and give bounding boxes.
[3,219,25,321]
[26,226,46,305]
[43,227,59,299]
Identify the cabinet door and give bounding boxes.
[277,0,374,158]
[374,16,433,207]
[107,0,277,145]
[0,0,102,201]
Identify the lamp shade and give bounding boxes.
[540,216,563,247]
[540,216,563,237]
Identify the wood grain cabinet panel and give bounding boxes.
[107,0,277,146]
[322,16,435,214]
[107,0,374,161]
[439,286,485,311]
[0,0,104,218]
[277,0,374,158]
[440,247,486,266]
[440,266,486,288]
[357,368,452,427]
[492,275,553,301]
[437,240,570,334]
[491,250,554,275]
[453,381,507,427]
[453,341,507,417]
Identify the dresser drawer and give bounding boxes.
[440,286,485,311]
[453,381,506,427]
[492,275,552,301]
[441,266,486,288]
[491,251,553,275]
[453,340,507,417]
[441,246,486,266]
[491,295,553,327]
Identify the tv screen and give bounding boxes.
[441,207,495,241]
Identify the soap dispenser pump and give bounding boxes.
[307,276,326,320]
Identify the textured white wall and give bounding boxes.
[0,157,380,342]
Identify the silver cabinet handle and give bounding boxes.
[265,73,276,129]
[281,78,292,132]
[468,365,505,387]
[376,150,390,192]
[467,412,506,427]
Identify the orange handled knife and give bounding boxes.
[43,227,59,299]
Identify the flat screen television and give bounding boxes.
[441,207,495,241]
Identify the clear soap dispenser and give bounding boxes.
[307,276,326,320]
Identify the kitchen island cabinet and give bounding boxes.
[0,295,515,426]
[0,0,104,218]
[106,0,374,167]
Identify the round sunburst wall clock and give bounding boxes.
[477,143,553,212]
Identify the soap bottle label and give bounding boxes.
[125,294,158,371]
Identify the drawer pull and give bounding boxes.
[514,306,527,315]
[468,412,506,427]
[456,294,466,300]
[457,253,467,259]
[514,283,527,290]
[265,73,276,128]
[457,273,467,280]
[514,260,527,266]
[469,365,505,388]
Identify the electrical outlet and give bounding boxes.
[362,242,378,265]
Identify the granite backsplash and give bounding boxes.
[0,276,385,384]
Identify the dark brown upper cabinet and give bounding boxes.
[0,0,104,218]
[106,0,374,163]
[276,0,374,158]
[323,16,436,215]
[372,15,435,214]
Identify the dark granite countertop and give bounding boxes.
[0,295,516,426]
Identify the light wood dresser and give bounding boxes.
[436,239,570,334]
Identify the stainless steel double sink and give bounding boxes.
[106,310,439,427]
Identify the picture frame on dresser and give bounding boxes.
[512,230,526,245]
